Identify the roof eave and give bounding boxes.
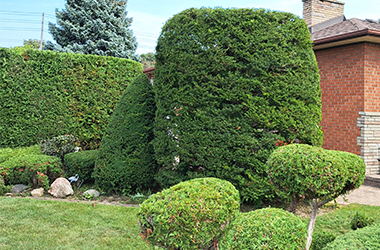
[313,29,380,50]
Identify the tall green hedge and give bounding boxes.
[94,74,157,194]
[153,7,322,204]
[0,48,142,150]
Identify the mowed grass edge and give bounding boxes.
[0,197,152,250]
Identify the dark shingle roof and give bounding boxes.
[311,18,380,41]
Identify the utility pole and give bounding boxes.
[39,12,44,50]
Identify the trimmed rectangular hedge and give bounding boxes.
[0,48,142,150]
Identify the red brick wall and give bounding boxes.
[315,43,365,155]
[364,43,380,112]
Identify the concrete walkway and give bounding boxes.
[336,175,380,206]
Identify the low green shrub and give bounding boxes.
[310,230,336,250]
[137,178,240,250]
[39,134,79,162]
[323,223,380,249]
[64,150,97,182]
[0,155,63,190]
[350,211,374,230]
[220,207,307,250]
[0,145,43,164]
[0,176,11,195]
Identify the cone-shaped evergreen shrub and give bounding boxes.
[94,74,157,193]
[153,7,322,204]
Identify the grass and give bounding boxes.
[1,196,380,250]
[0,197,151,250]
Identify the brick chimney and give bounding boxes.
[303,0,345,27]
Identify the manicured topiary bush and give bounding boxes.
[153,7,322,204]
[137,178,240,250]
[94,74,157,194]
[0,154,63,190]
[323,223,380,250]
[64,150,97,183]
[220,207,307,250]
[267,144,366,250]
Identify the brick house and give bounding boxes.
[144,1,380,174]
[304,0,380,174]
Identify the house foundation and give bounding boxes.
[357,112,380,174]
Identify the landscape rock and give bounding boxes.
[31,188,44,197]
[83,189,100,198]
[48,178,74,198]
[11,184,28,193]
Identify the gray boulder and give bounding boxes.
[83,189,100,198]
[48,178,74,198]
[11,184,28,194]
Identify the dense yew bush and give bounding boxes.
[0,145,43,164]
[64,150,98,182]
[153,7,322,204]
[220,207,307,249]
[0,154,63,190]
[323,223,380,250]
[94,74,157,194]
[137,178,240,250]
[267,144,366,250]
[0,48,142,150]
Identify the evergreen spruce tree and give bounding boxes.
[45,0,139,61]
[93,74,157,194]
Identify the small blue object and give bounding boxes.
[68,174,79,184]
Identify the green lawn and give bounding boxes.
[1,197,380,250]
[0,197,151,250]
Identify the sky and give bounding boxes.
[0,0,379,55]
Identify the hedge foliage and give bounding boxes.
[267,144,366,204]
[153,7,322,204]
[0,145,43,164]
[0,48,142,150]
[0,154,63,189]
[137,178,240,250]
[94,74,157,194]
[64,150,98,182]
[220,208,307,249]
[323,223,380,250]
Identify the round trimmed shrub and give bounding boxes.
[137,178,240,250]
[266,144,366,204]
[153,7,322,204]
[323,223,380,250]
[64,150,97,182]
[220,207,307,249]
[94,74,157,194]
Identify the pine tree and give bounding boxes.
[45,0,139,61]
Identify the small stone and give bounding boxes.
[11,184,28,194]
[31,188,44,197]
[48,178,74,198]
[6,193,12,196]
[83,189,100,198]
